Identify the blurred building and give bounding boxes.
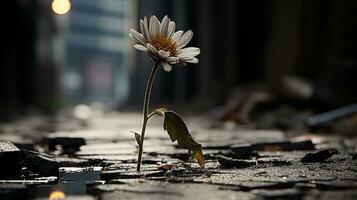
[60,0,134,106]
[1,0,356,120]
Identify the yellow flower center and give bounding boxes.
[149,36,177,56]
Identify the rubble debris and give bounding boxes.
[22,150,59,176]
[217,155,256,168]
[44,137,86,153]
[0,141,22,178]
[231,140,315,154]
[1,112,357,200]
[301,149,338,163]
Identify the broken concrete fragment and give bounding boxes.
[301,149,338,163]
[0,141,22,178]
[22,150,59,176]
[217,155,256,168]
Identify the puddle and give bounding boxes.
[31,167,102,199]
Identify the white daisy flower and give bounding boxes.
[129,15,200,72]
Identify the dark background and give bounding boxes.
[1,0,357,121]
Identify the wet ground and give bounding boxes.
[0,111,356,200]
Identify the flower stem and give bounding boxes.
[137,61,160,171]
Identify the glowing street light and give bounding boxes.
[51,0,71,15]
[49,191,66,200]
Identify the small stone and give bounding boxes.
[301,149,338,163]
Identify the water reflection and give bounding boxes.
[32,167,101,199]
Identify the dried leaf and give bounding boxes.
[162,110,205,167]
[130,131,141,145]
[192,145,205,167]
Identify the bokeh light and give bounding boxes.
[51,0,71,15]
[49,191,66,200]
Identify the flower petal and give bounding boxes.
[177,47,200,57]
[186,57,199,63]
[134,44,147,52]
[179,57,199,64]
[172,30,184,42]
[146,43,158,55]
[158,50,170,58]
[149,15,160,38]
[166,56,179,64]
[140,17,150,41]
[130,29,146,45]
[162,62,172,72]
[129,33,138,43]
[176,30,193,49]
[167,21,176,37]
[160,15,169,36]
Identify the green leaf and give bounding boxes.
[162,111,205,167]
